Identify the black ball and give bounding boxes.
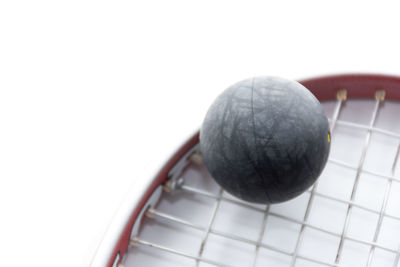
[200,76,330,204]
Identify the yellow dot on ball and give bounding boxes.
[328,133,331,143]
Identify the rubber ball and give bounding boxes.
[200,76,330,204]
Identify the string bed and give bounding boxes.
[123,91,400,267]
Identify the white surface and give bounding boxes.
[0,1,400,267]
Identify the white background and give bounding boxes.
[1,1,400,267]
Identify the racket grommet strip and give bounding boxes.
[190,151,203,165]
[130,186,163,239]
[145,207,156,219]
[163,177,184,193]
[130,237,140,247]
[165,144,200,193]
[375,90,386,101]
[336,89,347,101]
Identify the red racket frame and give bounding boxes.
[107,74,400,267]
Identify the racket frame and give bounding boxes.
[90,74,400,267]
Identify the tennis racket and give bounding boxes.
[91,74,400,267]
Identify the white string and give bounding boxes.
[131,237,233,267]
[393,245,400,267]
[334,95,383,264]
[366,141,399,266]
[290,94,345,266]
[196,188,223,266]
[131,92,400,267]
[145,208,338,267]
[180,184,398,254]
[251,205,270,267]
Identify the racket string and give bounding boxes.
[129,94,400,267]
[329,158,400,184]
[290,93,346,267]
[394,246,400,267]
[143,199,336,267]
[132,180,398,267]
[131,174,400,266]
[367,140,400,267]
[251,205,270,267]
[180,183,399,253]
[327,119,400,140]
[335,92,384,264]
[131,170,400,267]
[196,188,223,266]
[131,237,231,267]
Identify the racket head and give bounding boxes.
[91,74,400,267]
